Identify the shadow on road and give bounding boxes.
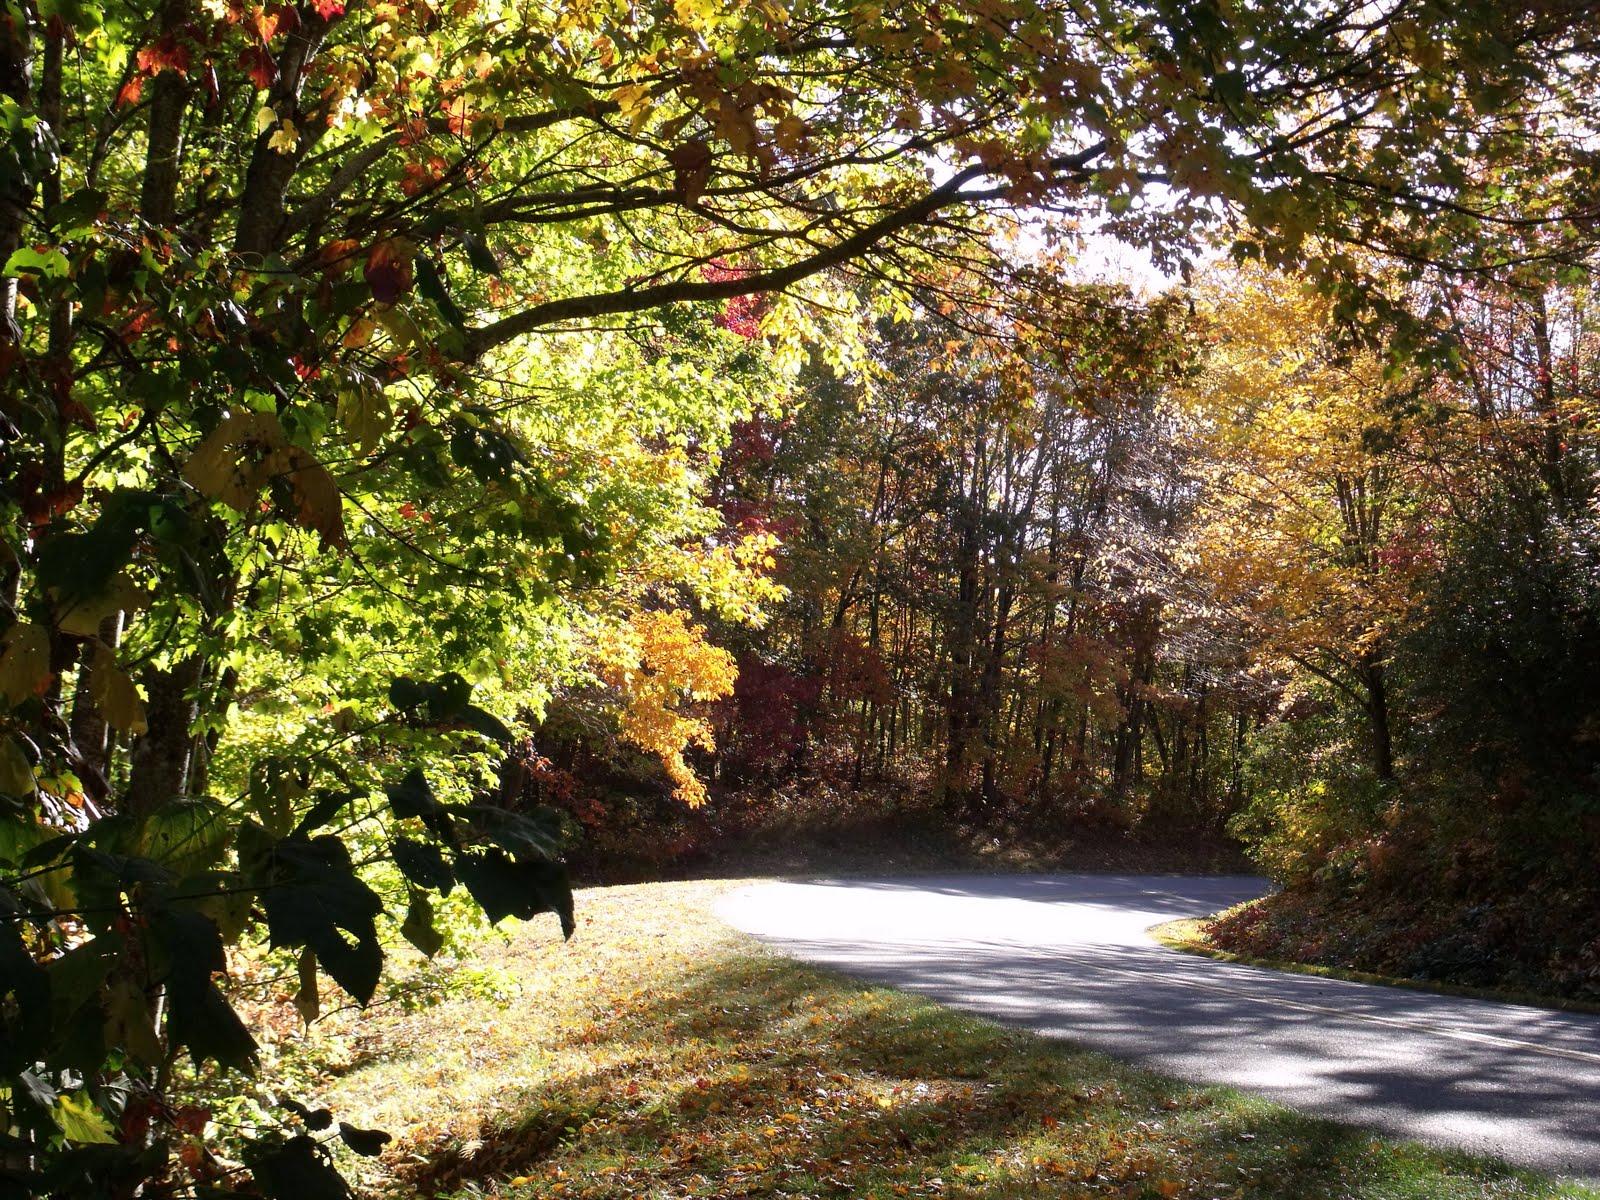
[399,947,1563,1200]
[722,876,1600,1179]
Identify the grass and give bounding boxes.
[1150,911,1600,1016]
[297,878,1598,1200]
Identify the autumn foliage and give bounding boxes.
[3,0,1600,1191]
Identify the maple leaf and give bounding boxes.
[88,647,148,735]
[136,35,192,78]
[248,4,296,42]
[612,82,654,133]
[311,0,345,17]
[364,239,416,304]
[668,140,713,205]
[267,119,299,154]
[115,77,144,108]
[239,45,278,90]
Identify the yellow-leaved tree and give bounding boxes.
[598,610,740,806]
[1179,267,1427,784]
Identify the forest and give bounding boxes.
[1,0,1598,1194]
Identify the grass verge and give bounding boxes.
[302,879,1597,1199]
[1150,910,1600,1016]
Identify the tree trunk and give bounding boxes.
[234,15,332,253]
[1363,656,1395,783]
[0,4,34,344]
[126,657,205,820]
[138,0,191,226]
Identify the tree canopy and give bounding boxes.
[2,0,1599,1193]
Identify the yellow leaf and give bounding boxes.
[294,947,320,1024]
[184,410,284,510]
[0,622,51,707]
[53,1092,117,1145]
[55,572,146,638]
[0,735,35,796]
[341,316,377,348]
[275,446,347,547]
[268,119,300,154]
[337,382,393,456]
[104,976,162,1066]
[612,82,653,133]
[673,0,720,28]
[89,647,148,735]
[596,610,736,806]
[184,412,346,546]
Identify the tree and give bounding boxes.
[1177,266,1422,784]
[3,0,1599,1191]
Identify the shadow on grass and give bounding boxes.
[398,951,1584,1200]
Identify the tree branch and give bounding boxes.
[464,142,1107,358]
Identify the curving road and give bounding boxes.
[715,874,1600,1181]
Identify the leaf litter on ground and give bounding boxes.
[281,879,1599,1200]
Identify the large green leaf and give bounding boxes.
[391,837,454,893]
[454,850,574,936]
[260,836,384,1005]
[151,909,259,1072]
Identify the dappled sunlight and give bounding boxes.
[722,878,1600,1180]
[310,880,1591,1200]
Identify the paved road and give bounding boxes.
[715,874,1600,1181]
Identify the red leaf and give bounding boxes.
[364,240,415,304]
[311,0,345,18]
[116,76,145,108]
[171,1106,211,1136]
[136,34,192,77]
[238,45,278,90]
[251,5,284,41]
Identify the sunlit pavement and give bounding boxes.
[717,875,1600,1181]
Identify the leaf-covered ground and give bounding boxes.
[1201,885,1600,1006]
[304,879,1597,1200]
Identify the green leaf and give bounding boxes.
[282,1099,334,1131]
[0,736,35,798]
[336,381,392,457]
[151,908,259,1072]
[387,676,430,711]
[425,671,472,720]
[260,836,384,1005]
[52,1092,117,1145]
[460,231,500,275]
[136,798,230,874]
[457,802,563,861]
[461,703,513,744]
[386,766,440,819]
[249,1136,351,1200]
[33,488,152,608]
[4,246,70,279]
[292,789,360,838]
[399,893,445,958]
[455,850,574,936]
[414,256,466,329]
[391,837,454,893]
[45,185,107,231]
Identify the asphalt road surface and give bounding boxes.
[716,874,1600,1181]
